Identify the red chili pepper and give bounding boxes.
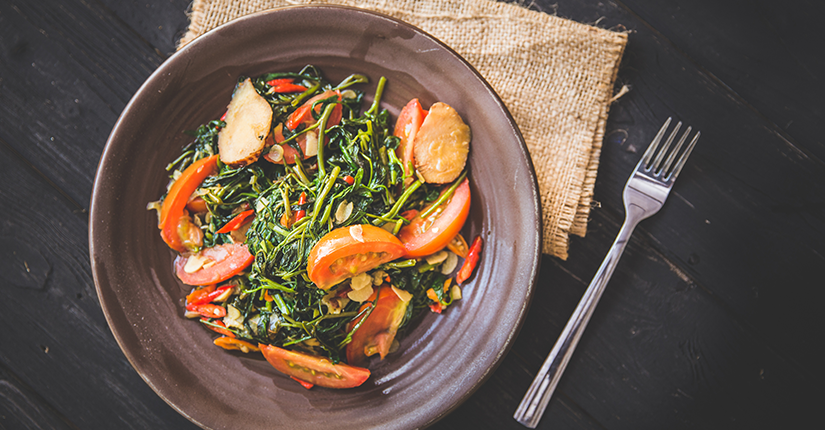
[216,209,254,234]
[290,376,314,390]
[203,285,233,303]
[294,192,307,222]
[266,78,294,87]
[271,83,308,93]
[187,303,227,318]
[201,318,235,338]
[428,303,443,314]
[343,175,355,185]
[455,235,483,284]
[286,104,312,130]
[186,285,216,305]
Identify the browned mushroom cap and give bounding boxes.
[218,78,273,166]
[413,102,470,184]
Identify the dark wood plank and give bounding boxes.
[594,10,825,379]
[518,212,815,429]
[0,364,74,430]
[614,0,825,162]
[93,0,191,56]
[0,144,198,430]
[0,0,163,208]
[1,0,821,429]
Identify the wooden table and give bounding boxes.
[1,0,821,428]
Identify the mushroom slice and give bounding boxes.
[218,78,273,166]
[412,102,470,184]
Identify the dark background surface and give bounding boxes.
[1,0,821,429]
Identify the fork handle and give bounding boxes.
[514,212,641,428]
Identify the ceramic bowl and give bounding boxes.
[90,6,540,429]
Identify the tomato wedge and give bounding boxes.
[175,243,253,286]
[346,284,409,367]
[393,98,428,180]
[159,155,219,252]
[259,344,371,389]
[397,178,471,258]
[307,224,406,290]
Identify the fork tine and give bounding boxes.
[661,125,691,177]
[651,121,682,173]
[667,131,701,181]
[641,117,671,167]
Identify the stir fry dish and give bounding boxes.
[149,66,483,389]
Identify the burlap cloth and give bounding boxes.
[179,0,627,260]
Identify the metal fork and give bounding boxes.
[513,118,701,428]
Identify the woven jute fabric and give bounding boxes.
[179,0,627,260]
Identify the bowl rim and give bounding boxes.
[90,5,542,429]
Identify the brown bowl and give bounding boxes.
[90,5,540,429]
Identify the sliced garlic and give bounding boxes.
[184,310,201,319]
[441,251,459,274]
[425,250,448,265]
[450,284,462,301]
[350,224,364,242]
[183,254,211,273]
[227,304,241,320]
[267,144,284,162]
[335,200,353,224]
[372,270,387,286]
[391,285,413,303]
[350,272,372,291]
[256,196,269,212]
[223,305,244,329]
[304,130,319,157]
[212,285,235,302]
[341,89,357,99]
[347,284,374,302]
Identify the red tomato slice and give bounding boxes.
[307,225,406,290]
[175,243,253,286]
[397,178,471,258]
[393,99,428,180]
[159,155,219,252]
[259,344,371,389]
[346,284,409,367]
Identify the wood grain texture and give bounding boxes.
[0,0,821,428]
[616,0,825,162]
[0,0,162,207]
[0,145,199,429]
[0,364,74,430]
